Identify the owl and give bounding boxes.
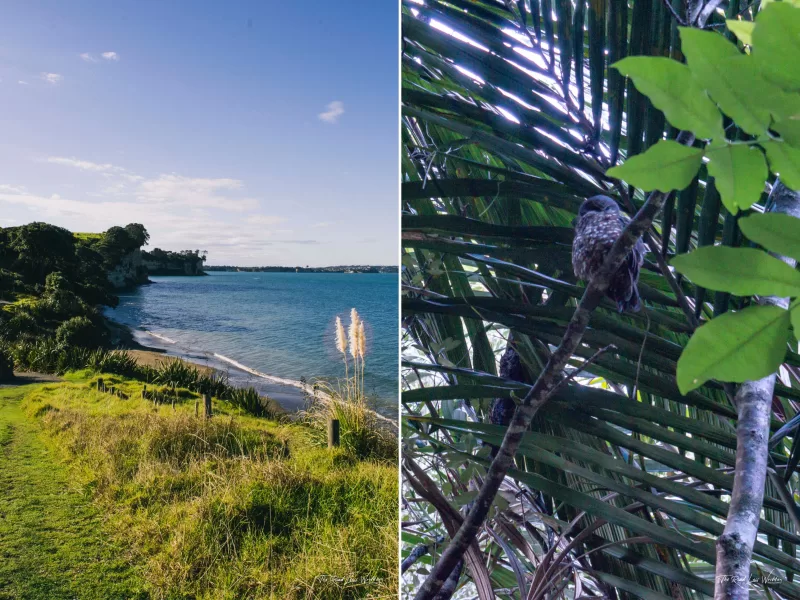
[572,195,646,312]
[487,342,531,457]
[490,343,529,428]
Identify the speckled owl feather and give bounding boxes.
[572,195,646,312]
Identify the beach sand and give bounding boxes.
[111,320,397,431]
[111,321,319,412]
[125,349,215,375]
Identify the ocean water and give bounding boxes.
[107,272,398,418]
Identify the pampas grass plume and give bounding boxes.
[348,308,360,359]
[358,321,366,358]
[335,316,347,355]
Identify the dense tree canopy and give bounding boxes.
[0,222,150,349]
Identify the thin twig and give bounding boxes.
[662,0,688,26]
[643,231,700,329]
[554,344,616,392]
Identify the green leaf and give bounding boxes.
[677,305,790,394]
[752,2,800,91]
[453,490,478,506]
[740,213,800,262]
[607,140,704,191]
[775,117,800,148]
[792,304,800,335]
[763,140,800,189]
[726,19,755,45]
[681,28,777,136]
[671,246,800,297]
[706,142,768,213]
[612,56,723,139]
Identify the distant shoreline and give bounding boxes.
[203,266,397,274]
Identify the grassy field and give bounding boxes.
[0,385,147,599]
[0,373,398,599]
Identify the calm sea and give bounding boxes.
[107,272,398,418]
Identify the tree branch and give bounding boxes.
[402,536,446,574]
[714,181,800,600]
[413,132,694,600]
[696,0,726,27]
[662,0,688,26]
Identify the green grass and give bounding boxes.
[72,233,103,243]
[2,373,398,599]
[0,385,148,600]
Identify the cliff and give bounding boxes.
[107,248,149,289]
[142,249,206,277]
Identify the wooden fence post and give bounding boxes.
[97,378,104,392]
[141,385,147,399]
[109,386,115,395]
[195,399,199,417]
[327,418,340,448]
[204,393,212,419]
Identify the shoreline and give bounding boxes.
[108,318,397,429]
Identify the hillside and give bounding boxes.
[0,373,397,598]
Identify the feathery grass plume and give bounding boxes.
[357,321,366,359]
[348,308,361,397]
[348,308,360,360]
[335,316,347,355]
[358,321,366,396]
[335,315,348,380]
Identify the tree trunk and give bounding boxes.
[714,182,800,599]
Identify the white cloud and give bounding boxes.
[247,215,287,226]
[136,174,256,211]
[18,80,28,85]
[312,221,335,228]
[40,73,63,85]
[44,157,253,211]
[0,184,27,194]
[101,51,119,61]
[318,100,344,124]
[47,156,119,172]
[0,185,302,262]
[80,52,98,63]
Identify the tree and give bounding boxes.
[0,222,77,284]
[401,1,800,599]
[123,223,150,247]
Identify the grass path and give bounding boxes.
[0,385,147,600]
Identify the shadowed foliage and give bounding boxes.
[401,1,800,598]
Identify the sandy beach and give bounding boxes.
[111,320,397,432]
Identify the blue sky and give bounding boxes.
[0,2,398,266]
